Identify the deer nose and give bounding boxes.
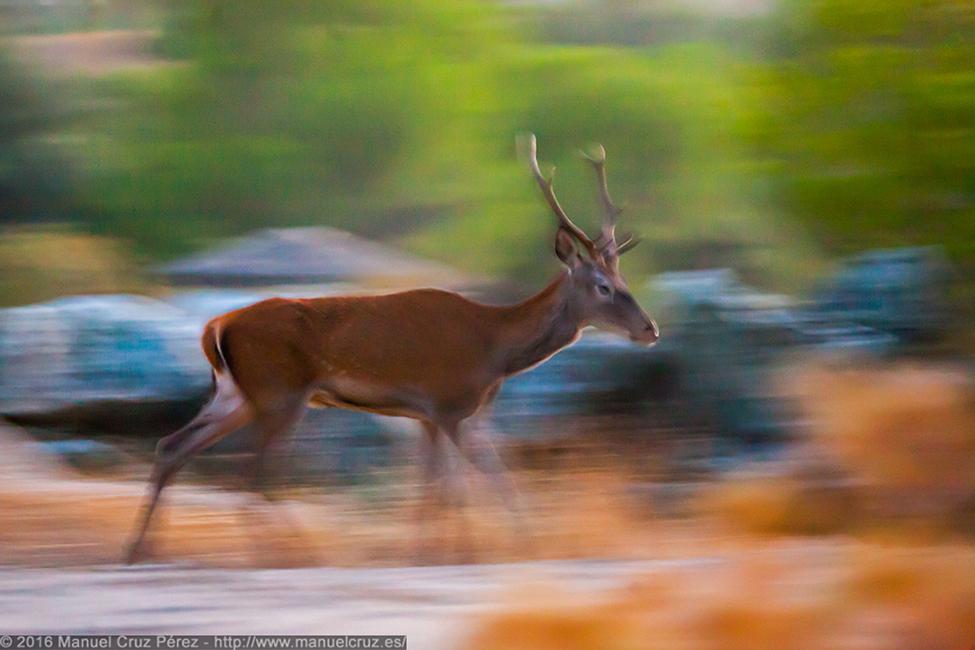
[644,320,659,343]
[631,319,658,346]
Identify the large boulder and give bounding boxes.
[805,246,951,345]
[648,253,941,447]
[0,295,210,432]
[652,270,801,445]
[493,331,675,439]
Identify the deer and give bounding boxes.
[125,134,658,564]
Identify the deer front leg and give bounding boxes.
[447,414,535,560]
[449,418,522,515]
[448,383,522,514]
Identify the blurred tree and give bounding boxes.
[4,0,973,309]
[0,51,74,223]
[756,0,975,274]
[82,0,515,258]
[76,0,816,288]
[412,42,817,286]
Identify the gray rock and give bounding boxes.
[493,331,671,439]
[0,295,209,425]
[652,270,800,444]
[35,438,129,473]
[806,246,951,345]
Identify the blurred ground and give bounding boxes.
[3,361,975,648]
[0,560,671,647]
[2,539,973,649]
[0,419,688,568]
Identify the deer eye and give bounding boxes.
[596,282,612,297]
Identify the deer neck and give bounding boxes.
[498,271,582,376]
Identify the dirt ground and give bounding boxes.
[4,363,975,649]
[0,559,676,647]
[0,419,687,569]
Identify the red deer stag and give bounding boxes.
[125,134,658,563]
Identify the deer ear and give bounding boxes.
[555,228,582,268]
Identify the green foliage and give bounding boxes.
[411,41,820,287]
[754,0,975,272]
[1,0,972,300]
[67,0,820,289]
[79,0,518,259]
[0,50,75,223]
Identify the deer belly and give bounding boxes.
[307,377,431,420]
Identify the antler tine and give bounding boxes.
[616,233,640,255]
[524,134,596,253]
[582,143,624,255]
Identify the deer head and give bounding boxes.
[525,134,658,346]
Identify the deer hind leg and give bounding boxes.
[125,374,254,564]
[414,420,448,563]
[238,399,318,566]
[434,421,481,563]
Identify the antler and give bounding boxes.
[524,134,598,257]
[582,144,639,258]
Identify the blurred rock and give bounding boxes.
[649,248,949,446]
[805,246,951,345]
[163,289,272,325]
[652,270,799,445]
[493,332,674,439]
[0,419,69,481]
[154,227,475,291]
[35,438,128,474]
[0,294,209,432]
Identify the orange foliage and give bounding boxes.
[803,363,975,515]
[704,363,975,535]
[463,542,975,650]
